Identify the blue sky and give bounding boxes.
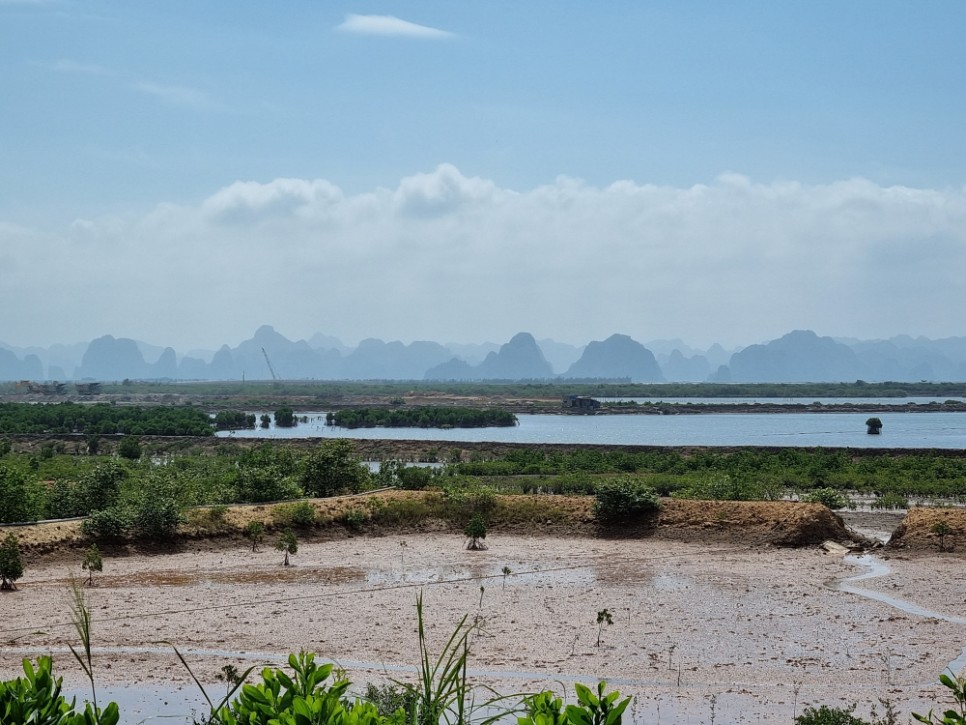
[1,1,965,351]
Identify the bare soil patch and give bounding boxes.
[888,507,966,552]
[2,494,858,562]
[2,533,963,724]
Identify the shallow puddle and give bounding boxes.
[85,565,366,588]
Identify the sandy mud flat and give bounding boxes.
[2,534,964,723]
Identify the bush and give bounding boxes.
[131,493,183,540]
[802,487,848,510]
[300,440,370,498]
[273,501,316,528]
[81,507,133,541]
[0,532,24,590]
[341,507,368,531]
[796,704,871,724]
[232,465,303,504]
[117,435,142,461]
[593,477,661,525]
[397,466,433,490]
[464,513,488,550]
[274,407,297,428]
[0,464,45,524]
[363,682,417,720]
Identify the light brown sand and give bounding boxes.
[2,534,964,723]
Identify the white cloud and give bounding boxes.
[337,14,453,39]
[202,178,344,222]
[1,167,965,350]
[43,59,116,76]
[132,81,217,110]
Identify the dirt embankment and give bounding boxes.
[3,493,860,562]
[887,507,966,552]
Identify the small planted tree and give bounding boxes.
[502,565,511,589]
[0,532,24,591]
[866,417,883,435]
[464,514,488,550]
[245,520,265,552]
[82,544,103,586]
[932,520,953,553]
[276,528,298,566]
[596,608,613,647]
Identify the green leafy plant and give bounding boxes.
[914,672,966,724]
[81,545,103,587]
[0,655,120,725]
[520,682,630,725]
[214,651,350,725]
[276,528,298,566]
[502,566,511,590]
[0,531,24,590]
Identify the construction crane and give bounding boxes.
[261,347,279,381]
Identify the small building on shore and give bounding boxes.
[562,395,601,413]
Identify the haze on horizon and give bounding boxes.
[1,2,964,353]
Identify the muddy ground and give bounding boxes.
[2,519,965,724]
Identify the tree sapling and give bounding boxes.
[82,544,103,586]
[245,520,264,552]
[276,528,298,566]
[596,608,613,647]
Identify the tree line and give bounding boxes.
[0,402,214,436]
[327,407,517,429]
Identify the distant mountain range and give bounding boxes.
[2,327,966,384]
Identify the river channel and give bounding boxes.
[216,410,966,448]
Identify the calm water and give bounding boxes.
[598,396,966,405]
[216,411,966,448]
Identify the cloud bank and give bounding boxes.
[2,166,964,350]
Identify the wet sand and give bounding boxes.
[2,534,964,723]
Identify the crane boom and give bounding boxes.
[261,347,279,381]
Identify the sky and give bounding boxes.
[1,1,965,352]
